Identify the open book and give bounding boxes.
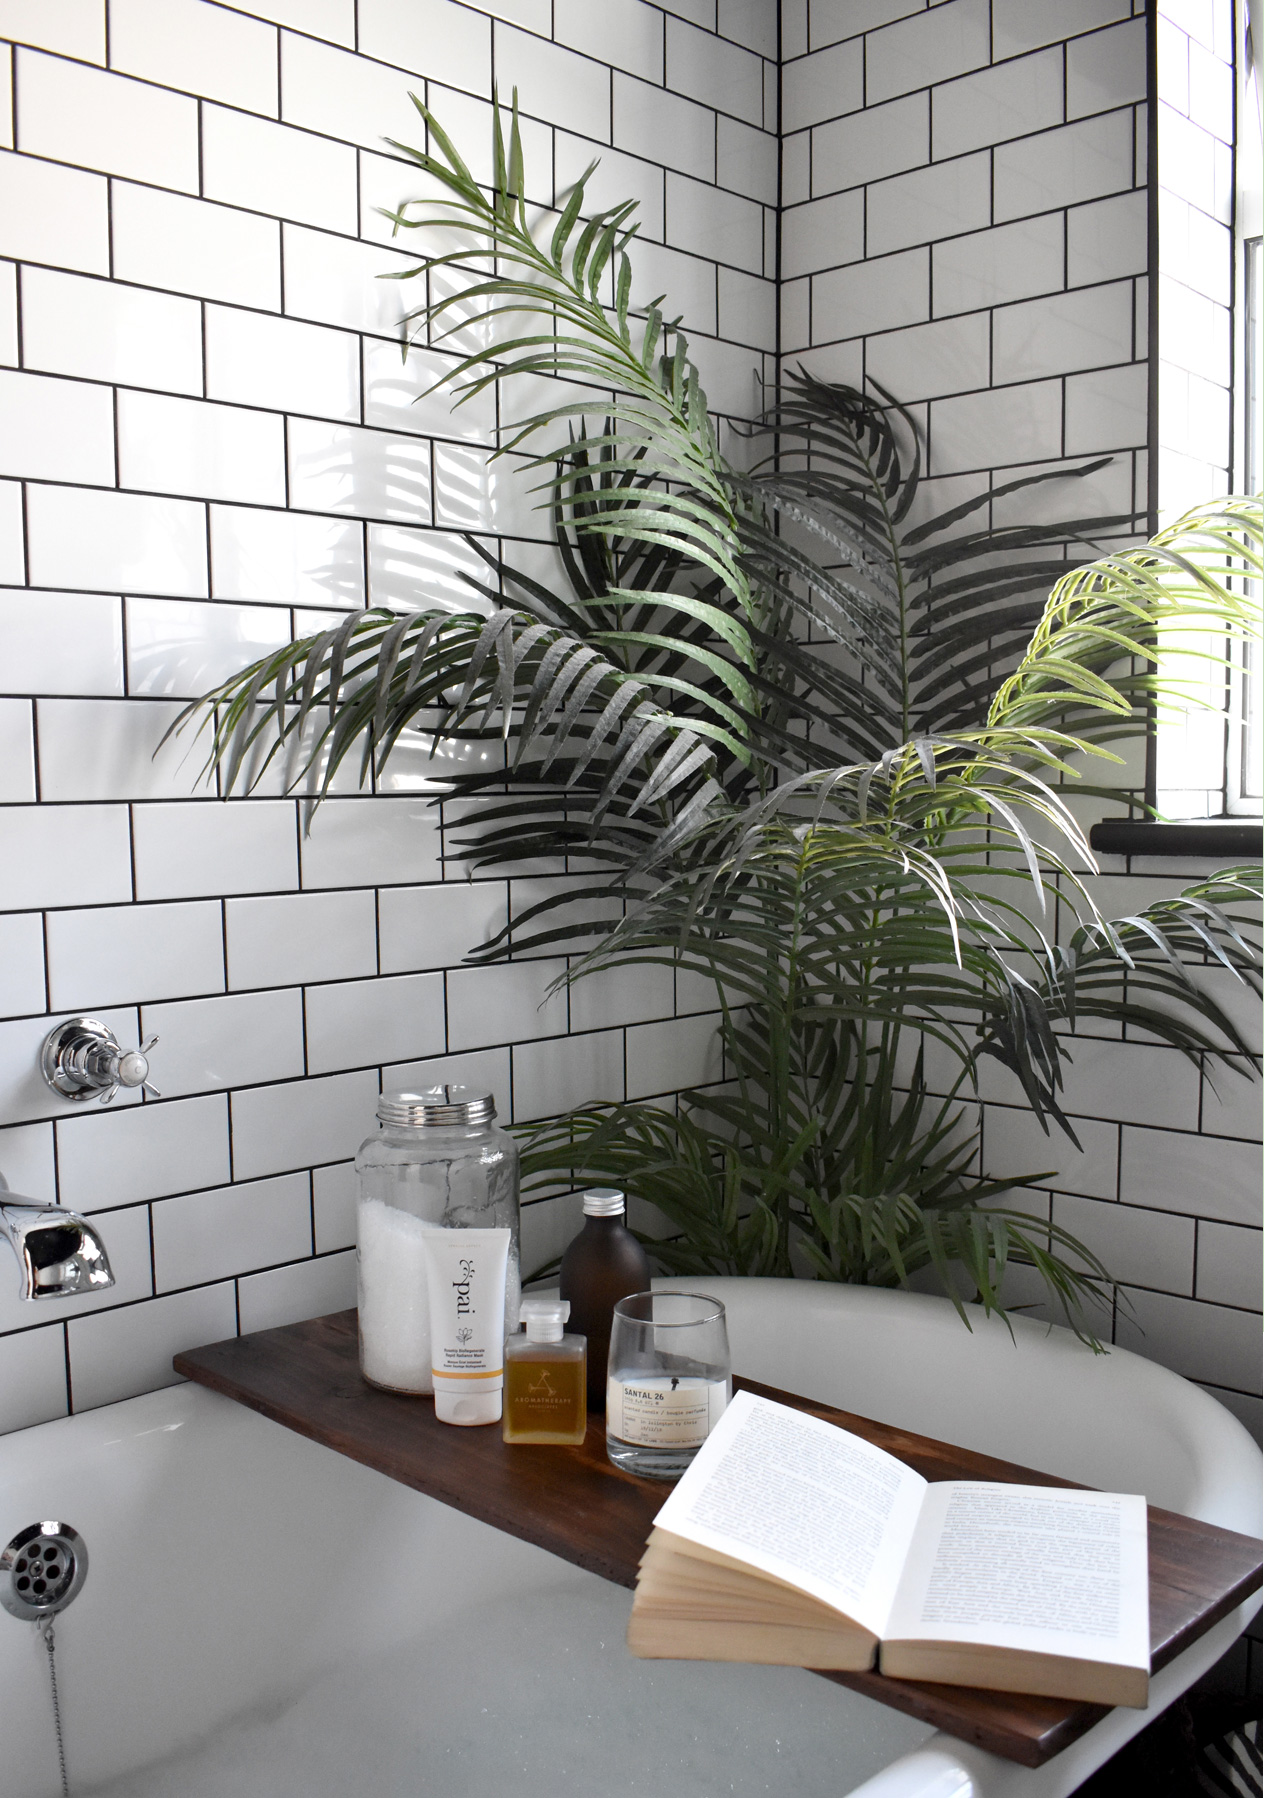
[628,1390,1150,1708]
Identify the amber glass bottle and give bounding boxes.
[503,1298,586,1445]
[558,1188,652,1410]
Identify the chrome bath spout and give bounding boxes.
[0,1175,114,1301]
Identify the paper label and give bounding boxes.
[606,1375,727,1447]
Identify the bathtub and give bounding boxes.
[0,1280,1258,1798]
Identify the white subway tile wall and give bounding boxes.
[0,0,770,1422]
[789,0,1261,1442]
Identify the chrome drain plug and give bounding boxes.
[0,1522,88,1620]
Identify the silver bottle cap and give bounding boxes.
[376,1086,496,1127]
[582,1187,625,1217]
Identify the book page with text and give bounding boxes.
[652,1390,928,1636]
[885,1482,1150,1668]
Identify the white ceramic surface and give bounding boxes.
[0,1280,1256,1798]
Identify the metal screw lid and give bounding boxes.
[582,1187,626,1217]
[376,1086,496,1128]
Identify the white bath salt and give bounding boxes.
[356,1198,440,1394]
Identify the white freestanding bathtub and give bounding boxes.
[0,1281,1258,1798]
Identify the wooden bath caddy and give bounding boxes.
[174,1308,1262,1770]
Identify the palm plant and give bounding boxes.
[172,99,1263,1340]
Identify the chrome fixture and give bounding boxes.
[0,1523,88,1621]
[41,1016,160,1105]
[0,1174,115,1301]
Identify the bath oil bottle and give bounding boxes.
[503,1299,587,1445]
[558,1188,651,1410]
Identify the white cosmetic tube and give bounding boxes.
[422,1226,510,1426]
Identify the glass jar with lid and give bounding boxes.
[355,1085,520,1395]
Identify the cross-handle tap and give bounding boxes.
[0,1175,115,1301]
[41,1017,161,1106]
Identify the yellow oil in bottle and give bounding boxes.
[503,1301,587,1445]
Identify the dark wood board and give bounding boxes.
[174,1308,1262,1769]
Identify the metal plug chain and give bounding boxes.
[37,1614,69,1798]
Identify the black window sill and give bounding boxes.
[1089,819,1264,857]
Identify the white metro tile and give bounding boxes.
[237,1248,356,1333]
[202,106,358,235]
[56,1093,230,1211]
[112,184,280,311]
[446,959,569,1051]
[869,0,990,102]
[0,369,114,484]
[0,480,21,582]
[554,132,666,241]
[0,149,108,275]
[109,0,279,117]
[717,116,778,208]
[205,308,359,422]
[718,267,777,350]
[930,379,1062,475]
[0,697,34,801]
[555,0,662,84]
[931,46,1064,162]
[1067,191,1148,286]
[141,988,305,1098]
[1065,362,1148,454]
[1053,1192,1196,1295]
[782,190,864,279]
[993,111,1136,223]
[153,1172,312,1291]
[304,970,446,1073]
[1113,1287,1262,1394]
[368,523,488,610]
[866,152,991,258]
[1196,1222,1262,1311]
[280,31,428,153]
[118,391,286,508]
[313,1159,355,1252]
[0,805,131,910]
[812,92,928,196]
[982,1104,1118,1199]
[0,0,105,61]
[0,1325,68,1433]
[0,1119,56,1198]
[718,0,776,55]
[281,224,413,336]
[209,504,365,610]
[16,48,198,191]
[125,597,289,701]
[358,0,491,93]
[0,259,13,359]
[1119,1126,1261,1225]
[993,283,1134,383]
[931,214,1065,317]
[384,1044,510,1108]
[665,17,763,125]
[866,311,989,402]
[36,699,203,802]
[1056,1039,1203,1133]
[782,39,862,133]
[68,1282,238,1411]
[568,959,675,1032]
[665,173,763,274]
[0,1007,140,1129]
[499,27,610,140]
[46,900,224,1010]
[0,912,44,1017]
[0,1200,153,1333]
[300,797,441,888]
[230,1069,379,1179]
[288,418,432,524]
[512,1027,625,1122]
[992,0,1129,59]
[226,889,377,989]
[1067,17,1146,120]
[377,881,508,972]
[612,74,714,182]
[27,486,208,596]
[629,237,718,333]
[133,800,297,902]
[20,268,202,394]
[626,1011,722,1098]
[362,336,495,442]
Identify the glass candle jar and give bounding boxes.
[606,1291,730,1480]
[355,1086,520,1395]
